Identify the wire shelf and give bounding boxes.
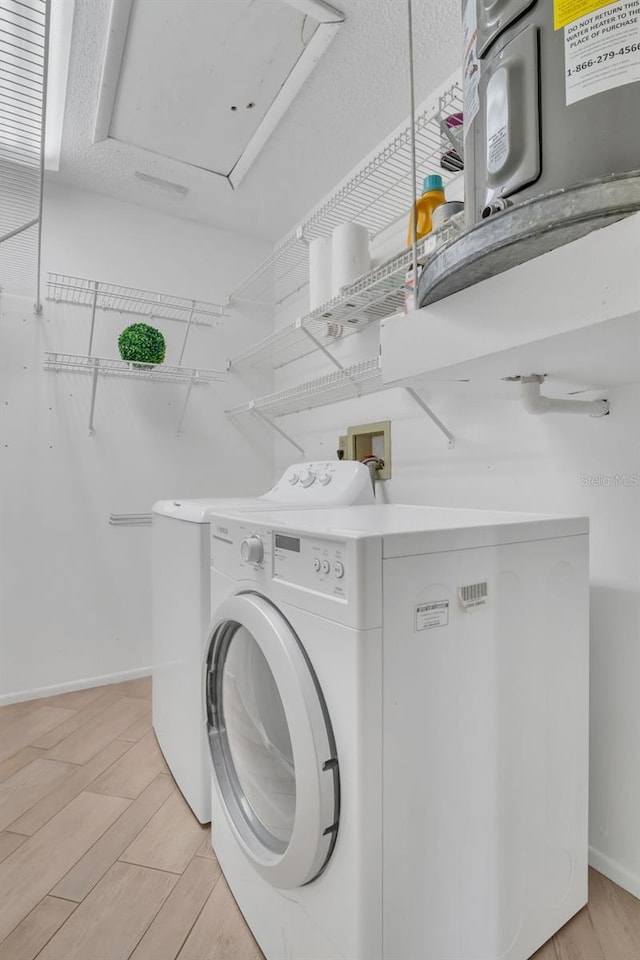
[46,274,228,325]
[230,75,463,305]
[227,356,383,419]
[0,0,47,300]
[228,226,460,370]
[44,353,227,384]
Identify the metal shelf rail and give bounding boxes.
[229,74,463,306]
[226,356,454,455]
[0,0,49,307]
[44,352,227,436]
[228,227,459,371]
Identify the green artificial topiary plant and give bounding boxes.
[118,323,166,365]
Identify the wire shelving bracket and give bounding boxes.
[405,387,455,448]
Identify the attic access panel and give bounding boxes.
[96,0,343,187]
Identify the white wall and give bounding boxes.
[0,183,274,701]
[268,241,640,898]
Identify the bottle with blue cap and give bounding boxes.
[407,174,446,246]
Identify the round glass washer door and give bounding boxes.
[205,592,339,889]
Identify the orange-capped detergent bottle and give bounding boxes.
[407,174,446,245]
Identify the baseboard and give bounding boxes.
[0,666,152,705]
[589,845,640,899]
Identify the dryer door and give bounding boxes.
[205,592,339,890]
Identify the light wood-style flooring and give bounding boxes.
[0,678,638,960]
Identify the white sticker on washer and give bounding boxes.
[564,1,640,105]
[458,581,489,611]
[415,600,449,631]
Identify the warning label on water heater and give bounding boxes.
[564,0,640,105]
[554,0,614,31]
[415,600,449,631]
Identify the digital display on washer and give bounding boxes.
[275,534,300,553]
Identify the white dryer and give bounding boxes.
[204,504,589,960]
[151,461,373,823]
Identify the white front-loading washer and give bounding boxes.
[151,461,373,823]
[204,504,589,960]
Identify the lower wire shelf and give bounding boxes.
[226,356,383,419]
[226,355,455,456]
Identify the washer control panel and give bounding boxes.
[273,532,347,598]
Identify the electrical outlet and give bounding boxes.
[343,420,391,480]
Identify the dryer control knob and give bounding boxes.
[317,473,332,486]
[288,473,299,485]
[299,470,316,488]
[241,536,264,565]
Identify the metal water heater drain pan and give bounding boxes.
[417,171,640,308]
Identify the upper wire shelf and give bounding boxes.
[227,356,383,419]
[230,74,463,306]
[44,353,227,384]
[0,0,48,302]
[46,274,228,325]
[228,225,459,370]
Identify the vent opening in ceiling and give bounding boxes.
[94,0,344,189]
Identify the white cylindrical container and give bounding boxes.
[308,237,332,311]
[331,223,370,298]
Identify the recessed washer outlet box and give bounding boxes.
[344,421,391,480]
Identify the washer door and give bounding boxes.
[205,592,339,889]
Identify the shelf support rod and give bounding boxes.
[177,379,194,435]
[34,0,50,316]
[87,281,99,356]
[407,0,419,294]
[405,387,455,448]
[88,358,100,436]
[301,325,345,371]
[178,301,196,366]
[251,407,305,457]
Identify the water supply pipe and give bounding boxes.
[361,455,385,492]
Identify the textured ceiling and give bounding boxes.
[50,0,461,243]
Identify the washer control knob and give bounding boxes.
[299,470,316,488]
[241,536,264,565]
[288,473,299,485]
[333,561,345,579]
[321,559,331,574]
[313,558,321,572]
[317,473,332,486]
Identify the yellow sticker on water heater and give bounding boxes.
[553,0,616,29]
